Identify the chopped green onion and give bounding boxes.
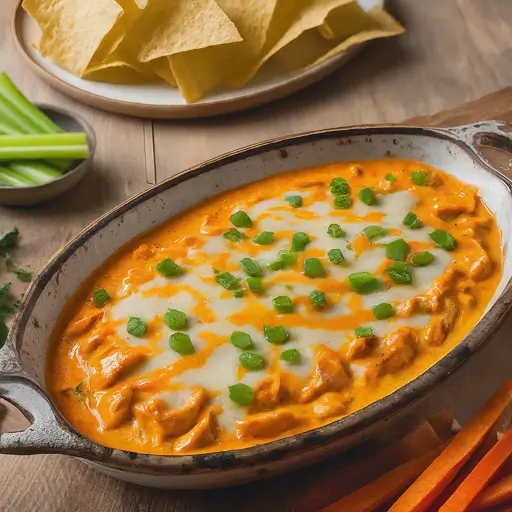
[156,258,182,277]
[279,250,297,267]
[330,177,350,196]
[385,262,413,285]
[127,317,147,338]
[229,211,252,228]
[411,171,427,186]
[348,272,380,294]
[333,195,352,209]
[253,231,274,245]
[240,258,263,277]
[403,212,422,229]
[280,349,301,364]
[215,272,240,290]
[239,352,265,371]
[304,258,327,278]
[385,173,397,183]
[355,326,374,338]
[228,383,254,406]
[328,248,344,265]
[233,290,244,298]
[74,382,84,395]
[268,250,297,271]
[264,325,289,345]
[272,296,294,313]
[291,232,311,252]
[363,225,388,241]
[412,251,435,266]
[93,289,110,307]
[327,223,345,238]
[268,260,285,271]
[230,331,253,350]
[286,195,302,208]
[429,229,456,250]
[359,187,376,205]
[372,303,395,320]
[169,332,195,355]
[385,239,411,261]
[247,277,264,293]
[163,309,187,330]
[223,229,245,242]
[310,290,327,308]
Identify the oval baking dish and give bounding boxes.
[1,120,512,489]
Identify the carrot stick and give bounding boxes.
[322,445,445,512]
[440,428,512,511]
[473,474,512,510]
[390,380,512,512]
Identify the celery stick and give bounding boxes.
[0,119,20,136]
[0,73,61,134]
[8,161,62,185]
[0,145,89,160]
[0,133,87,147]
[0,95,38,133]
[0,166,35,186]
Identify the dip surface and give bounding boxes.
[47,159,502,455]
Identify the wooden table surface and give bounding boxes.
[1,0,512,510]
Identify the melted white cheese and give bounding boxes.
[108,191,452,432]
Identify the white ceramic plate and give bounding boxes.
[12,0,383,119]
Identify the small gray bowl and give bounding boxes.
[0,104,96,206]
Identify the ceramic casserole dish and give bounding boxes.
[1,120,512,489]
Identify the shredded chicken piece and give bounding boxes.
[366,328,417,382]
[423,297,458,346]
[96,386,133,430]
[252,375,281,410]
[236,409,303,439]
[90,348,147,389]
[174,408,218,452]
[300,345,351,403]
[65,309,103,337]
[132,243,153,260]
[134,387,207,442]
[468,239,492,280]
[433,190,476,219]
[345,335,376,360]
[313,392,352,420]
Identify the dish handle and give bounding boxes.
[446,120,512,170]
[0,342,107,458]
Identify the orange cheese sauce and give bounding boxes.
[47,159,502,455]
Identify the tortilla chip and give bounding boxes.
[314,6,405,65]
[319,1,378,39]
[22,0,123,77]
[150,58,177,87]
[88,0,148,71]
[133,0,243,63]
[168,0,277,102]
[267,4,405,74]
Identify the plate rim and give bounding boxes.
[11,1,374,119]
